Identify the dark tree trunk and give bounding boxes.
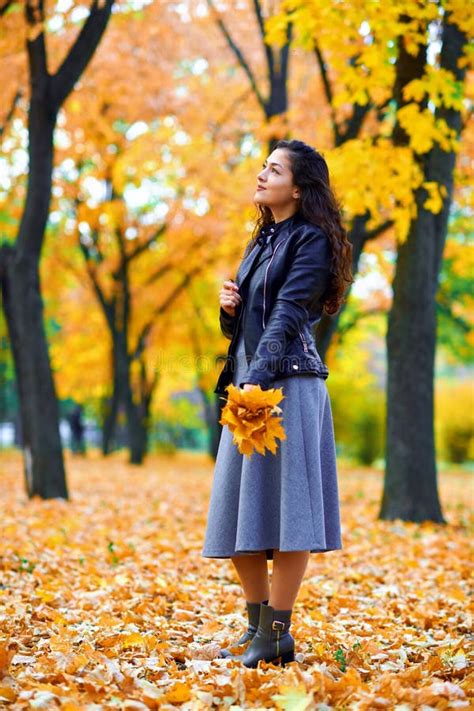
[112,331,146,465]
[265,22,292,151]
[134,395,152,460]
[0,104,67,498]
[124,389,146,465]
[380,15,466,522]
[80,218,201,465]
[137,360,156,459]
[0,0,114,498]
[201,388,223,459]
[102,387,120,455]
[1,247,67,498]
[381,186,445,521]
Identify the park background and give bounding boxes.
[0,0,472,708]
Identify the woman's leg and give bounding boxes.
[269,549,310,609]
[227,550,309,666]
[230,552,270,602]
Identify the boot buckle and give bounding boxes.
[272,620,286,631]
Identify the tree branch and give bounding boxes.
[79,240,114,327]
[141,236,206,288]
[339,306,387,336]
[339,101,372,143]
[131,263,207,361]
[365,219,394,241]
[25,0,48,96]
[314,43,341,144]
[436,299,471,333]
[279,19,293,81]
[0,89,21,139]
[252,0,274,81]
[52,0,114,109]
[206,0,266,111]
[252,0,266,40]
[125,223,168,263]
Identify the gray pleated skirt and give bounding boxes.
[201,328,343,560]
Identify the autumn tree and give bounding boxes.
[36,3,268,462]
[381,12,469,521]
[0,0,114,498]
[265,0,472,521]
[45,110,229,462]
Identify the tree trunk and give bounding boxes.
[381,188,445,521]
[136,395,152,460]
[102,388,120,455]
[111,332,146,465]
[380,15,466,522]
[125,391,146,465]
[1,247,67,498]
[201,388,222,459]
[0,101,68,498]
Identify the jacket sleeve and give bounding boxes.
[239,227,331,389]
[219,305,237,340]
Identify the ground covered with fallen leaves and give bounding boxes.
[0,450,472,710]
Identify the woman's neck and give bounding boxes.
[271,206,299,224]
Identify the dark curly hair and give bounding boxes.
[246,139,354,315]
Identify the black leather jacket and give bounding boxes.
[214,211,331,396]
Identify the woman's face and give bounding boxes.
[254,148,300,211]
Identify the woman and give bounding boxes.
[201,139,353,668]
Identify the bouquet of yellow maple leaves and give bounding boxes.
[219,383,287,457]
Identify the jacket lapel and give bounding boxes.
[235,241,266,288]
[236,232,291,288]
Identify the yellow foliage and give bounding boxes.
[102,200,126,229]
[443,239,474,279]
[219,383,287,456]
[435,381,474,463]
[423,181,447,214]
[328,138,423,242]
[403,67,465,111]
[76,204,101,231]
[264,0,471,116]
[397,103,459,154]
[443,0,474,36]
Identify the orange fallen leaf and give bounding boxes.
[164,681,192,703]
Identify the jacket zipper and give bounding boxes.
[262,241,284,329]
[261,239,310,355]
[299,330,309,353]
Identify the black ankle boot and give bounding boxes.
[219,600,269,658]
[230,602,295,667]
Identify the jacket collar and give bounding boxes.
[237,211,302,288]
[258,211,300,243]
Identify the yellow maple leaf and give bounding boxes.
[219,383,287,457]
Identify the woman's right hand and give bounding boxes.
[220,279,242,317]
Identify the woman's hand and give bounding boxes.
[241,383,258,392]
[220,279,242,317]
